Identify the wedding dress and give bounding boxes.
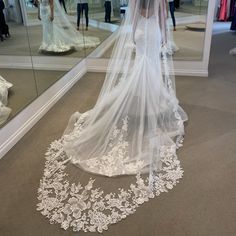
[0,76,12,125]
[39,0,100,52]
[37,0,187,233]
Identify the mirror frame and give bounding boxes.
[86,0,216,77]
[0,0,216,159]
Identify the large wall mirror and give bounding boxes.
[87,0,209,60]
[0,0,214,141]
[0,0,38,127]
[171,0,208,60]
[0,0,94,127]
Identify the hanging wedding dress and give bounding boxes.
[0,76,12,125]
[38,0,100,52]
[37,0,187,232]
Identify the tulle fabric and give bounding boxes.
[37,1,188,232]
[62,0,188,177]
[39,0,100,52]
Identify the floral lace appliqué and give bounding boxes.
[37,115,184,233]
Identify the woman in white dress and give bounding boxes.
[37,0,100,53]
[37,0,187,232]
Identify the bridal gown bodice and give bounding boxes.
[135,15,161,59]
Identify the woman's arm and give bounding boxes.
[159,0,168,45]
[49,0,54,21]
[130,0,138,44]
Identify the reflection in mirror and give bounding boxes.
[78,0,121,57]
[24,0,89,94]
[88,0,209,61]
[0,0,37,127]
[170,0,209,60]
[24,0,103,95]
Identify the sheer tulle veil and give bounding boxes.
[37,0,188,233]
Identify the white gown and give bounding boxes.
[37,11,187,233]
[39,0,100,52]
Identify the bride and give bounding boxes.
[37,0,100,53]
[37,0,188,232]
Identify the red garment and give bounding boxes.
[219,0,228,21]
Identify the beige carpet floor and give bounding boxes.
[0,32,236,236]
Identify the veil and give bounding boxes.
[38,0,100,52]
[63,0,186,175]
[37,0,188,233]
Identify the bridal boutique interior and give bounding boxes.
[0,0,236,235]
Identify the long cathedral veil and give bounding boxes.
[37,0,188,233]
[39,0,100,52]
[63,0,186,176]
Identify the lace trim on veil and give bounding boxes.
[37,113,184,233]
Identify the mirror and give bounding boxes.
[0,0,212,129]
[78,0,120,57]
[87,0,209,61]
[0,0,92,127]
[0,0,38,127]
[171,0,209,60]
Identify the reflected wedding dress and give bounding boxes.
[39,0,99,52]
[37,0,187,233]
[0,76,12,125]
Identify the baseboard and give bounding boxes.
[0,55,82,71]
[0,59,87,159]
[86,58,208,77]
